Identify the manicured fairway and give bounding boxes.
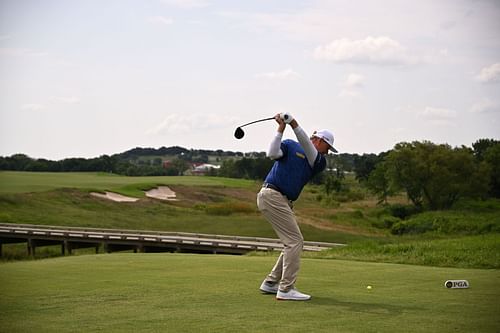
[0,254,498,332]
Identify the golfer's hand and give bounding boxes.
[280,112,294,124]
[274,114,286,132]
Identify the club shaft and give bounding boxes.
[239,117,274,128]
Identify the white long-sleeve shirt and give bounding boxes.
[267,126,318,168]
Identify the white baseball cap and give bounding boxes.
[312,129,338,153]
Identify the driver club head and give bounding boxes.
[234,127,245,139]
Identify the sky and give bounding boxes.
[1,0,499,160]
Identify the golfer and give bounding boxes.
[257,113,337,301]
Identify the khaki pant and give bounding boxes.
[257,187,304,292]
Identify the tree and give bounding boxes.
[386,143,424,207]
[385,141,490,210]
[166,158,190,176]
[7,154,32,171]
[218,159,239,178]
[484,144,500,197]
[324,172,343,195]
[366,162,394,205]
[472,138,499,161]
[217,157,273,180]
[353,154,380,182]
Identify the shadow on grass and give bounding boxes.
[310,296,413,315]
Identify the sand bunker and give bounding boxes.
[90,191,139,203]
[90,186,177,202]
[145,186,178,201]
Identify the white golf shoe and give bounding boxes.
[259,280,279,294]
[276,288,311,301]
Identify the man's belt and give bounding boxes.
[262,183,286,197]
[262,183,294,207]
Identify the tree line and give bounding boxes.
[0,146,252,176]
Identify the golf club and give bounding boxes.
[234,114,290,139]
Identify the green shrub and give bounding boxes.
[320,196,340,208]
[204,202,255,216]
[390,213,500,235]
[387,204,421,220]
[351,210,364,219]
[205,204,232,216]
[391,219,433,235]
[372,216,400,229]
[193,204,207,211]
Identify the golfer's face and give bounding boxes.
[312,137,329,155]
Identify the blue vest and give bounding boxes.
[264,139,326,201]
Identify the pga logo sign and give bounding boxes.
[445,280,469,289]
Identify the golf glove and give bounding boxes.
[280,112,294,124]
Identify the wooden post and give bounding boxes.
[32,241,36,256]
[65,240,73,255]
[27,239,34,256]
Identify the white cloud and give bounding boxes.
[339,73,365,98]
[147,16,174,26]
[416,107,457,126]
[470,99,500,114]
[398,105,457,126]
[344,73,365,88]
[476,63,500,83]
[146,113,237,136]
[160,0,209,9]
[313,36,417,66]
[255,68,300,80]
[418,106,457,120]
[21,104,45,111]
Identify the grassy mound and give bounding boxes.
[1,171,499,269]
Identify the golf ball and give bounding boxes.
[367,285,372,290]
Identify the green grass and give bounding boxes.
[304,234,500,269]
[0,253,498,333]
[0,171,257,195]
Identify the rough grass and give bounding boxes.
[0,253,499,333]
[303,234,500,269]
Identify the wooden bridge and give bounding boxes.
[0,223,345,256]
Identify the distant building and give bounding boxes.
[191,163,220,175]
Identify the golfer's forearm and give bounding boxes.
[293,126,317,167]
[267,132,284,160]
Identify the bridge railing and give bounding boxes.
[0,223,346,256]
